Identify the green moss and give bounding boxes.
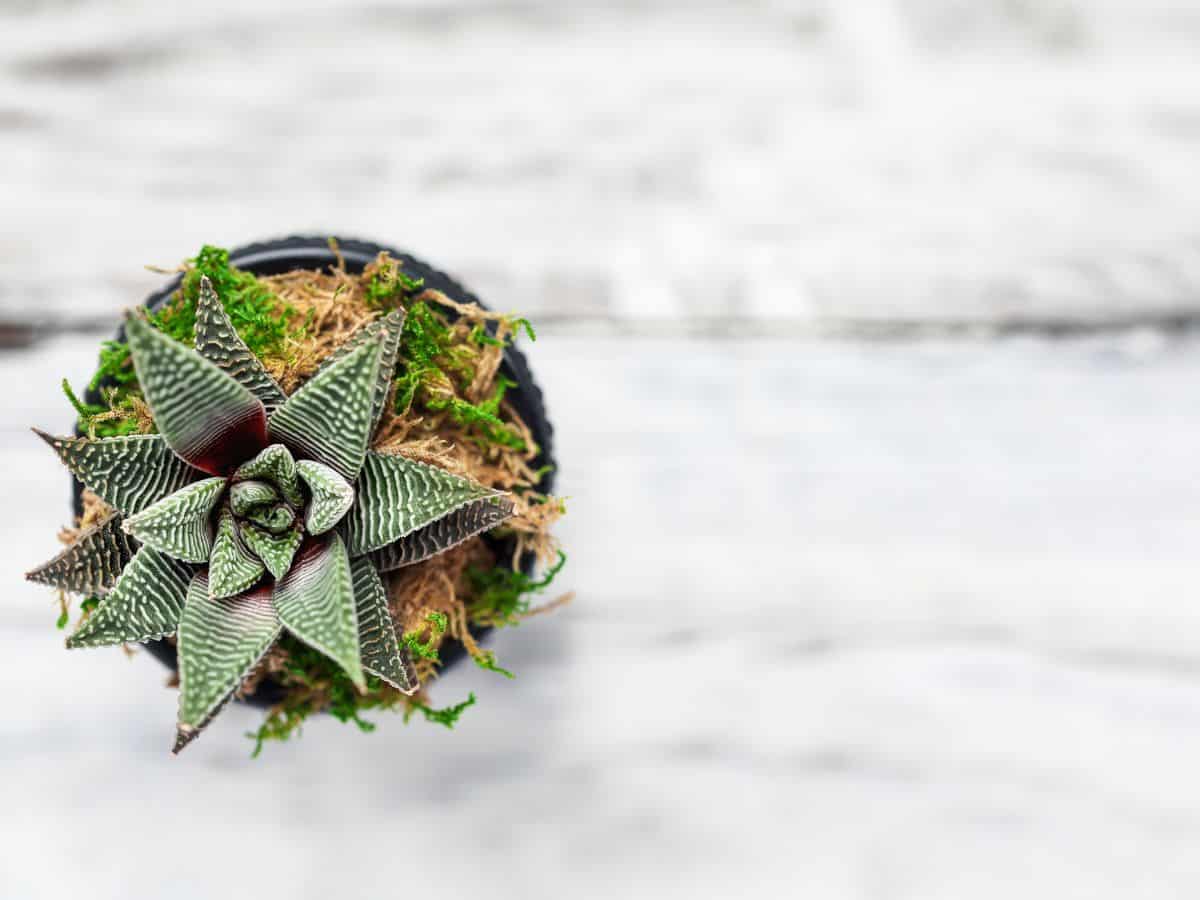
[62,378,104,420]
[401,611,448,662]
[363,255,424,309]
[473,651,514,679]
[181,245,299,357]
[467,551,568,626]
[56,595,99,631]
[244,633,479,756]
[65,379,146,438]
[246,636,399,758]
[395,301,529,451]
[403,692,476,729]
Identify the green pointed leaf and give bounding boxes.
[273,534,364,690]
[65,546,193,648]
[26,514,138,594]
[126,312,268,475]
[240,521,303,580]
[193,275,287,411]
[175,573,280,753]
[34,430,197,516]
[295,459,354,535]
[233,443,302,506]
[209,507,266,599]
[312,308,405,436]
[350,555,417,693]
[121,477,226,563]
[371,495,515,572]
[267,336,382,481]
[345,451,501,555]
[229,479,279,516]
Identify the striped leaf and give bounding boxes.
[240,521,303,580]
[371,495,514,572]
[193,275,287,411]
[65,545,193,648]
[267,336,382,481]
[175,574,280,753]
[350,555,417,693]
[345,451,500,556]
[311,308,405,436]
[229,479,279,516]
[233,443,302,507]
[26,514,138,595]
[273,534,364,690]
[121,477,226,563]
[295,459,354,535]
[34,430,197,517]
[126,312,268,476]
[209,507,266,599]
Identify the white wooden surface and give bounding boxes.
[4,2,1200,899]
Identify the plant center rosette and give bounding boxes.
[28,249,565,755]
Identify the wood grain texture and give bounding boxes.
[4,1,1200,897]
[2,1,1200,334]
[8,330,1200,897]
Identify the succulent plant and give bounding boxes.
[28,277,514,753]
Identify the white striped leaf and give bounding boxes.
[35,430,197,516]
[350,555,417,693]
[26,513,139,595]
[126,312,268,476]
[295,459,354,535]
[311,308,405,436]
[175,573,281,753]
[240,521,303,580]
[209,507,266,599]
[121,477,226,563]
[273,534,364,690]
[193,275,287,411]
[267,336,382,481]
[65,545,193,648]
[371,495,514,572]
[229,479,279,516]
[345,451,500,556]
[233,443,302,506]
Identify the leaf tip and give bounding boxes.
[31,426,58,447]
[123,307,150,331]
[172,726,195,755]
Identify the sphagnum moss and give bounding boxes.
[51,243,567,755]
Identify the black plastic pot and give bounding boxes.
[74,235,556,706]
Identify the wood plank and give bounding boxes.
[2,2,1200,331]
[5,330,1200,896]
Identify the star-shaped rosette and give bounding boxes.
[28,277,514,752]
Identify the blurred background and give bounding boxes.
[4,0,1200,897]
